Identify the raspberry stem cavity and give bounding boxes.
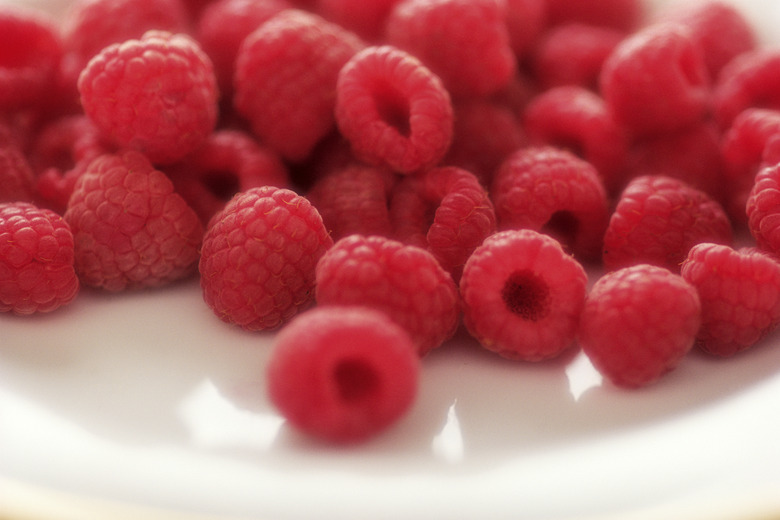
[501,269,551,322]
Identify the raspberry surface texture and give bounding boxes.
[746,163,780,258]
[199,186,333,331]
[579,264,701,387]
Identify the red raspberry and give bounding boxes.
[0,143,35,204]
[545,0,643,32]
[199,186,333,331]
[64,150,203,291]
[78,30,218,165]
[389,166,497,282]
[315,0,401,42]
[599,23,711,137]
[164,129,290,225]
[234,9,365,163]
[335,45,454,175]
[578,264,701,388]
[266,306,419,444]
[315,234,460,356]
[713,49,780,130]
[746,163,780,258]
[491,147,609,263]
[459,229,587,361]
[0,202,79,315]
[384,0,516,99]
[522,86,629,193]
[505,0,547,59]
[602,175,733,273]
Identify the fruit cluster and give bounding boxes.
[2,0,780,443]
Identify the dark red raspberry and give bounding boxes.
[389,166,497,282]
[603,175,733,273]
[315,0,401,42]
[505,0,547,59]
[713,49,780,130]
[315,234,460,356]
[335,45,454,175]
[681,243,780,357]
[64,151,203,291]
[599,23,711,137]
[266,306,419,444]
[384,0,516,99]
[0,202,79,315]
[164,129,290,225]
[746,163,780,258]
[579,264,701,388]
[491,147,609,263]
[78,30,218,165]
[545,0,644,32]
[522,86,629,193]
[234,9,365,163]
[459,229,588,361]
[199,186,333,331]
[0,143,35,204]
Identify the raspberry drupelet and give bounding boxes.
[459,229,588,362]
[747,163,780,258]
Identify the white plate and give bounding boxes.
[3,1,780,519]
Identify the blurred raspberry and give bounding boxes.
[545,0,644,31]
[713,49,780,130]
[315,0,401,41]
[0,143,35,204]
[505,0,547,59]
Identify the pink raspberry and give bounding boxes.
[460,229,588,361]
[315,0,402,42]
[0,202,79,315]
[384,0,516,99]
[599,23,711,137]
[578,264,701,388]
[491,147,609,263]
[64,151,203,291]
[389,166,497,282]
[315,234,460,356]
[602,175,733,273]
[78,30,218,165]
[266,306,419,444]
[545,0,644,32]
[234,9,365,163]
[505,0,547,59]
[199,186,333,331]
[335,45,454,174]
[713,49,780,130]
[0,143,35,204]
[746,163,780,258]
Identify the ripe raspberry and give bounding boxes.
[545,0,643,32]
[0,202,79,315]
[746,163,780,258]
[681,243,780,357]
[164,129,290,225]
[64,151,203,291]
[266,306,419,444]
[234,9,365,163]
[199,186,333,331]
[459,229,587,361]
[315,0,401,42]
[578,264,701,388]
[599,23,710,137]
[335,45,454,175]
[384,0,516,99]
[315,234,460,356]
[389,166,497,282]
[491,147,609,263]
[0,143,35,204]
[713,49,780,130]
[78,30,218,165]
[505,0,547,59]
[602,175,733,273]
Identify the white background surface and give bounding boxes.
[3,0,780,519]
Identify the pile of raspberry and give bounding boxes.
[3,0,780,443]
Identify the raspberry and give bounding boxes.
[234,9,365,163]
[164,129,290,225]
[602,175,733,273]
[335,45,454,174]
[746,163,780,258]
[459,229,587,361]
[384,0,516,99]
[504,0,547,59]
[389,166,497,282]
[491,147,609,263]
[0,143,35,204]
[713,49,780,130]
[545,0,644,32]
[522,86,629,193]
[578,264,701,388]
[0,202,79,315]
[64,151,203,291]
[315,234,460,356]
[681,243,780,357]
[599,23,711,137]
[266,306,419,443]
[78,30,218,165]
[315,0,401,42]
[199,186,333,331]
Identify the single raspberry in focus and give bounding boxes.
[199,186,333,331]
[315,234,460,356]
[0,202,79,315]
[713,49,780,130]
[459,229,587,361]
[78,30,218,165]
[578,264,701,388]
[266,305,419,444]
[64,151,203,291]
[0,143,35,204]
